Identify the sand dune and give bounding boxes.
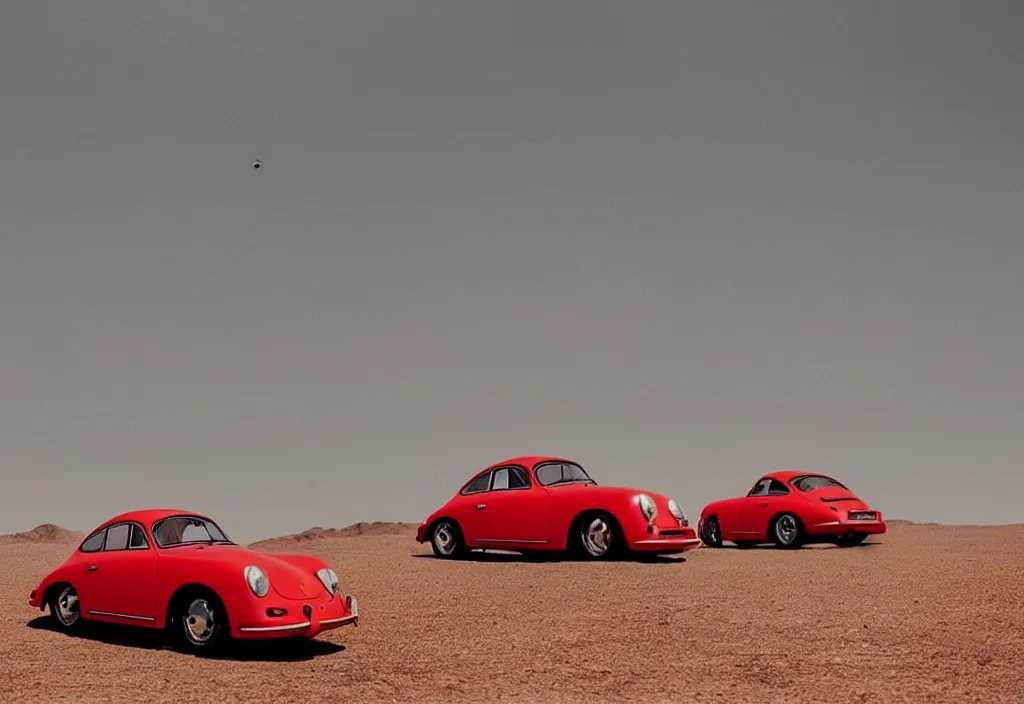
[3,522,1023,703]
[248,521,419,549]
[0,523,82,544]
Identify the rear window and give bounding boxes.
[791,475,847,492]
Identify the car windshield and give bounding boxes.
[791,475,848,492]
[535,461,596,487]
[151,515,233,548]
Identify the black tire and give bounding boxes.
[48,584,82,632]
[700,516,723,548]
[834,533,867,548]
[168,589,230,656]
[771,512,805,549]
[575,511,621,560]
[430,520,467,559]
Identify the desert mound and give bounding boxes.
[1,523,82,544]
[886,519,938,527]
[249,521,418,549]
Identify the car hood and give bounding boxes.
[163,544,325,600]
[546,483,685,510]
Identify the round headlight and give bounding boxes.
[244,565,269,598]
[316,567,340,596]
[636,493,657,522]
[668,499,685,521]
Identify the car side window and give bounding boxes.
[749,479,771,496]
[80,530,106,553]
[492,468,509,491]
[767,479,790,496]
[462,471,492,495]
[508,467,529,489]
[104,523,131,551]
[129,524,149,549]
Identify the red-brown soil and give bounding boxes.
[2,522,1022,702]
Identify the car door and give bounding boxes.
[473,466,550,545]
[81,522,159,623]
[740,479,792,539]
[455,469,493,545]
[733,478,773,537]
[749,478,794,540]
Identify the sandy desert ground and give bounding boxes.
[2,521,1022,703]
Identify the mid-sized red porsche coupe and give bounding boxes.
[415,456,701,560]
[697,470,886,549]
[28,509,358,654]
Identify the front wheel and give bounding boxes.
[771,512,804,549]
[700,516,723,548]
[171,592,230,656]
[431,520,466,559]
[577,512,620,560]
[49,584,82,632]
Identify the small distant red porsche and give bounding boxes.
[28,509,358,654]
[697,470,886,549]
[416,455,701,559]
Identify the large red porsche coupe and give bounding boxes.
[415,456,701,560]
[28,509,358,654]
[697,470,886,549]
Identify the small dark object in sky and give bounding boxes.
[253,160,262,170]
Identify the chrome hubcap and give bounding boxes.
[185,599,216,644]
[434,523,456,555]
[706,519,719,543]
[776,515,797,544]
[583,517,612,555]
[56,586,79,626]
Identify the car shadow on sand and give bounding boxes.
[412,551,685,564]
[719,541,882,550]
[26,616,345,661]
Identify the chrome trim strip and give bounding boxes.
[634,538,702,546]
[320,614,358,627]
[238,621,311,633]
[475,538,548,544]
[86,610,155,621]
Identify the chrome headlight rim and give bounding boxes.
[244,565,270,598]
[635,493,657,522]
[667,499,685,522]
[316,567,340,596]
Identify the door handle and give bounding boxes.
[475,504,487,511]
[758,502,768,508]
[86,565,97,572]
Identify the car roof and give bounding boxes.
[485,456,576,471]
[762,470,832,483]
[97,508,213,530]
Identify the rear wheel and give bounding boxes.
[834,533,867,548]
[169,590,230,656]
[771,512,804,549]
[700,516,723,548]
[49,584,81,632]
[430,520,467,559]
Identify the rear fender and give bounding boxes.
[31,565,78,610]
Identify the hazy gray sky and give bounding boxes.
[2,2,1022,542]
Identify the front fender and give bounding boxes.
[155,560,256,629]
[270,553,330,573]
